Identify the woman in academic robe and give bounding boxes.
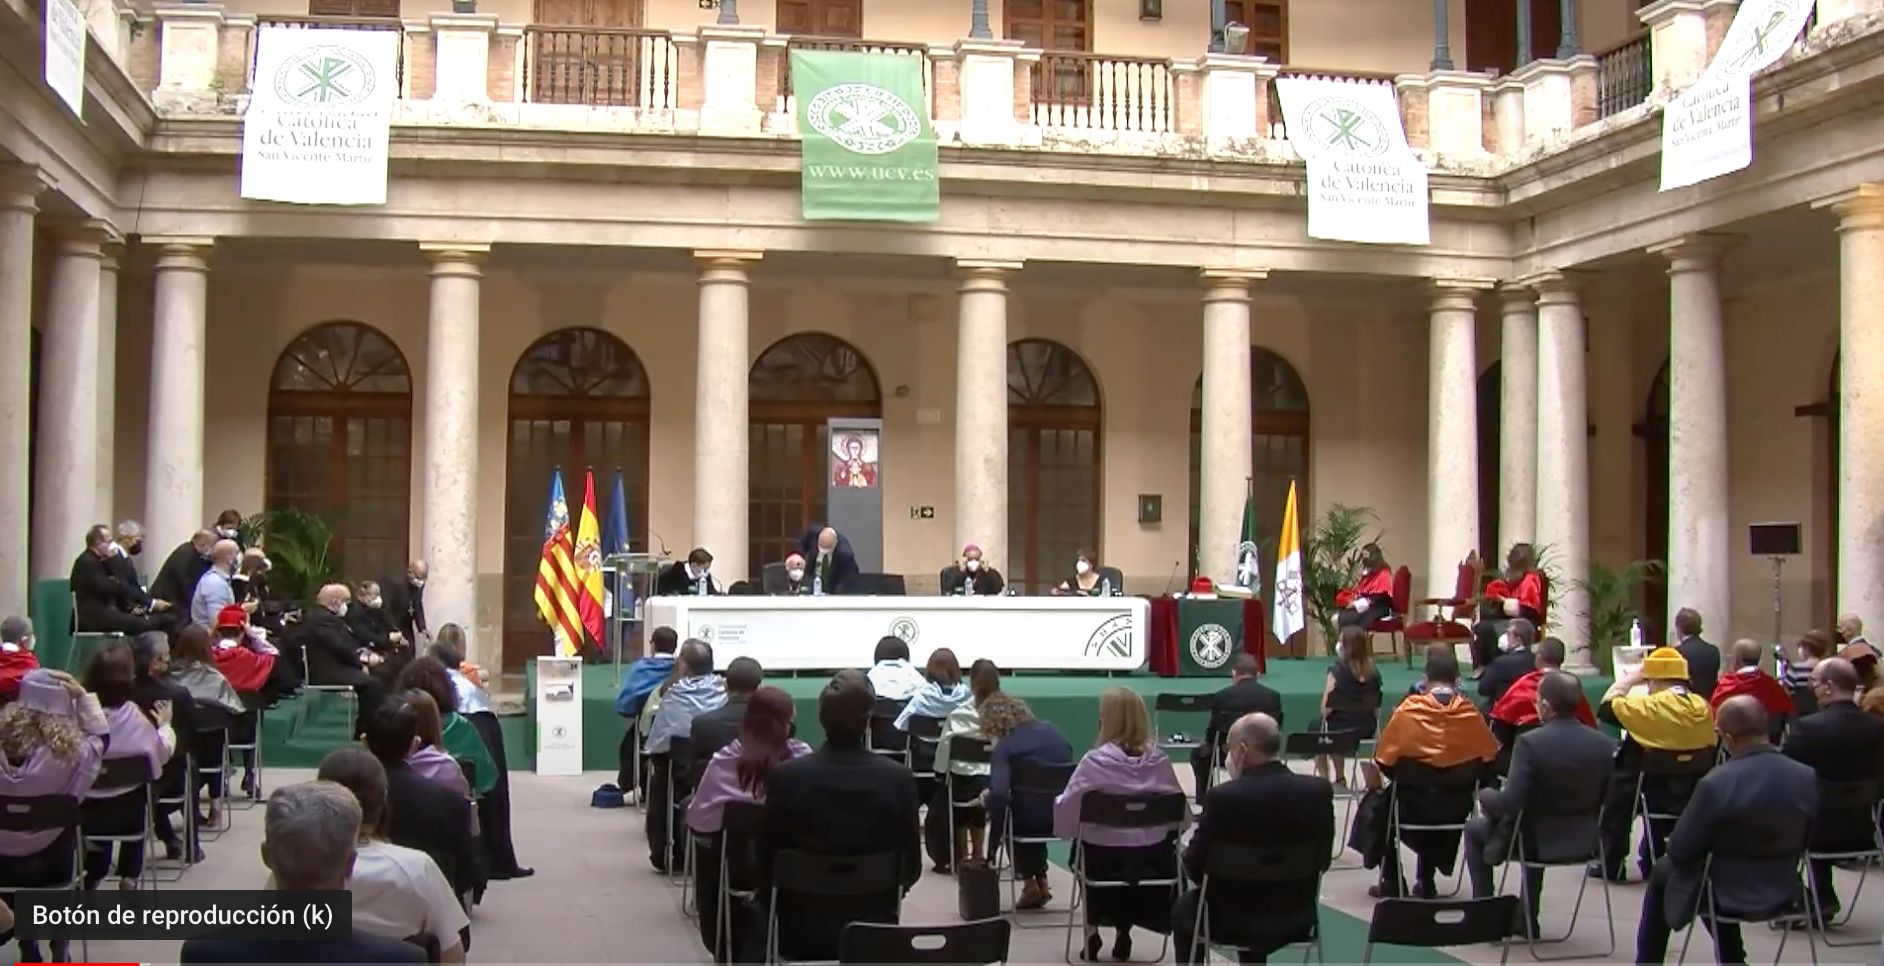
[1471,543,1545,675]
[1335,543,1395,630]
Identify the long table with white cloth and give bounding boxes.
[643,595,1151,671]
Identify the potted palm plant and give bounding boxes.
[1298,504,1382,656]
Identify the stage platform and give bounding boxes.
[258,658,1616,773]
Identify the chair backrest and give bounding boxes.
[454,756,476,790]
[1452,555,1481,603]
[1533,571,1551,627]
[947,735,993,766]
[1390,566,1413,614]
[0,794,80,834]
[1154,693,1211,714]
[1202,839,1326,884]
[1367,896,1523,948]
[1077,791,1187,830]
[192,701,243,733]
[1392,757,1484,789]
[839,918,1012,965]
[906,716,945,742]
[1098,567,1126,595]
[721,800,767,891]
[1640,746,1717,778]
[760,562,788,595]
[96,754,157,790]
[404,933,443,964]
[1009,760,1076,798]
[872,697,909,722]
[773,849,903,898]
[1283,730,1362,759]
[1817,777,1882,818]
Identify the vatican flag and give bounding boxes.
[1272,481,1306,647]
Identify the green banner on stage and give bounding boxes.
[1177,598,1248,678]
[791,49,938,223]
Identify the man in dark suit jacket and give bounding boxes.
[655,548,722,597]
[1191,653,1283,794]
[1463,670,1616,935]
[149,530,215,611]
[1673,607,1722,701]
[1636,696,1818,965]
[365,695,481,898]
[1477,618,1538,706]
[1782,656,1884,920]
[689,656,763,777]
[798,526,859,595]
[940,543,1005,597]
[379,560,428,643]
[297,585,387,731]
[757,670,921,962]
[70,526,161,636]
[1173,712,1332,965]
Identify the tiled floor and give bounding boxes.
[41,762,1884,964]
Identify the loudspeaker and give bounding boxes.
[1749,522,1802,557]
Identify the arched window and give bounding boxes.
[1009,339,1102,594]
[1186,348,1309,580]
[504,328,650,669]
[266,322,413,582]
[749,333,881,575]
[1641,359,1671,643]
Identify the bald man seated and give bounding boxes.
[797,525,859,595]
[295,584,387,735]
[1173,713,1334,965]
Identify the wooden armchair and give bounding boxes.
[1366,566,1413,664]
[1406,553,1483,667]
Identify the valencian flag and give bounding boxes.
[1234,478,1261,591]
[1272,481,1306,647]
[533,470,582,657]
[572,471,607,649]
[791,49,939,222]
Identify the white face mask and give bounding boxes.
[965,559,980,572]
[786,568,804,581]
[1075,561,1092,576]
[334,602,349,617]
[410,577,425,588]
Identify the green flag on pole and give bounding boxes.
[1235,478,1260,591]
[791,49,939,223]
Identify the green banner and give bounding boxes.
[791,49,938,223]
[1177,598,1248,678]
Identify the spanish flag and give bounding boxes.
[572,470,607,649]
[533,470,583,657]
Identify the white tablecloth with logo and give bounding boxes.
[643,596,1149,671]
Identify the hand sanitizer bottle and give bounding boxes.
[1629,618,1645,650]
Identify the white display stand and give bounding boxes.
[534,657,584,777]
[642,595,1150,671]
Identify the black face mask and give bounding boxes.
[127,542,143,556]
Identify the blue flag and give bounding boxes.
[603,469,629,557]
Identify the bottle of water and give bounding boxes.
[964,574,975,597]
[1102,577,1113,597]
[813,573,823,596]
[1629,618,1645,650]
[696,574,708,597]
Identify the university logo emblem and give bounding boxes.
[1083,616,1135,660]
[551,725,567,740]
[1300,95,1390,159]
[697,625,716,643]
[888,617,919,646]
[806,83,922,155]
[274,44,376,109]
[1724,0,1801,75]
[1188,623,1233,670]
[1235,541,1261,589]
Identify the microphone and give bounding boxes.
[647,530,672,558]
[1160,560,1182,598]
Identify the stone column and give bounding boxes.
[1497,284,1539,553]
[96,239,121,525]
[1530,272,1593,670]
[0,168,44,618]
[695,251,760,583]
[1432,0,1454,70]
[420,244,486,664]
[31,223,108,580]
[1650,234,1733,642]
[1428,280,1488,596]
[1198,270,1263,586]
[143,238,213,563]
[1821,186,1884,621]
[956,260,1018,572]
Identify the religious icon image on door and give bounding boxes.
[831,430,879,488]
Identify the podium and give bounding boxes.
[603,552,669,685]
[1149,596,1267,677]
[534,656,583,776]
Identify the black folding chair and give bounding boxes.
[1491,723,1539,780]
[1153,693,1212,754]
[1283,730,1366,866]
[710,801,766,965]
[840,918,1012,964]
[82,755,159,892]
[0,794,87,960]
[225,703,264,810]
[1061,791,1187,965]
[944,735,994,872]
[1385,758,1481,898]
[1186,840,1326,964]
[294,641,357,737]
[403,932,443,963]
[869,697,910,764]
[1634,746,1717,867]
[1002,760,1075,926]
[148,749,197,882]
[1805,778,1883,946]
[1497,781,1615,959]
[667,736,694,892]
[1363,897,1517,965]
[906,716,945,776]
[1678,826,1818,966]
[188,713,233,839]
[765,850,904,965]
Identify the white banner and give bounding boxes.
[43,0,85,118]
[1660,0,1817,191]
[241,27,398,205]
[1276,77,1430,246]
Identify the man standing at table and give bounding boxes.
[797,526,859,596]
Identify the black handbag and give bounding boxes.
[956,860,1001,921]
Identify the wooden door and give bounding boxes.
[1465,0,1562,73]
[533,0,640,26]
[531,0,646,105]
[777,0,862,37]
[1224,1,1288,62]
[1005,0,1092,50]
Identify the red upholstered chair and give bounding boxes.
[1407,554,1483,668]
[1366,566,1412,664]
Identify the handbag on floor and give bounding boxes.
[956,860,1001,921]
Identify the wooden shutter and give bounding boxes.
[307,0,399,17]
[777,0,858,37]
[1005,0,1091,51]
[1225,0,1286,61]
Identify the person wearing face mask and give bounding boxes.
[1171,712,1332,966]
[381,560,429,645]
[212,509,247,550]
[149,529,216,616]
[656,548,722,597]
[1055,550,1118,597]
[1334,543,1395,631]
[776,552,813,596]
[348,581,412,681]
[189,540,248,630]
[941,544,1005,597]
[72,525,170,636]
[295,584,387,736]
[797,526,859,596]
[105,520,152,592]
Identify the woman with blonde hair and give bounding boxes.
[0,669,107,962]
[1053,688,1185,962]
[1317,624,1383,787]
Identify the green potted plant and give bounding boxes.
[248,508,341,606]
[1298,504,1382,656]
[1578,558,1665,672]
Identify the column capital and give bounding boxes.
[696,249,762,284]
[147,236,213,271]
[1200,268,1264,303]
[48,219,114,258]
[1497,281,1538,311]
[421,242,488,279]
[0,165,51,213]
[1514,270,1585,303]
[1648,232,1736,269]
[1816,184,1884,231]
[958,259,1021,292]
[1430,277,1492,312]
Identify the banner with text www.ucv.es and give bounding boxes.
[1660,0,1817,192]
[1275,77,1430,246]
[791,50,939,223]
[241,27,399,206]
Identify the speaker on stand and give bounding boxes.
[1749,523,1803,646]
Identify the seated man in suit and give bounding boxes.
[798,526,859,595]
[298,584,388,733]
[1477,618,1537,707]
[655,548,721,597]
[941,543,1005,597]
[149,530,215,614]
[1173,712,1332,965]
[1191,653,1282,795]
[688,656,763,777]
[71,524,167,636]
[757,670,921,962]
[1782,657,1884,923]
[1463,671,1617,937]
[1594,646,1717,882]
[1635,696,1818,965]
[1672,607,1723,702]
[775,552,813,596]
[1370,645,1499,898]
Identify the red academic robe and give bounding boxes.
[1335,566,1394,608]
[0,646,39,701]
[1709,668,1795,717]
[213,640,276,694]
[1489,669,1597,727]
[1484,571,1544,616]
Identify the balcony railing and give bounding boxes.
[521,26,678,108]
[1265,69,1398,141]
[1031,52,1172,134]
[775,37,933,116]
[251,15,405,91]
[1595,33,1652,119]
